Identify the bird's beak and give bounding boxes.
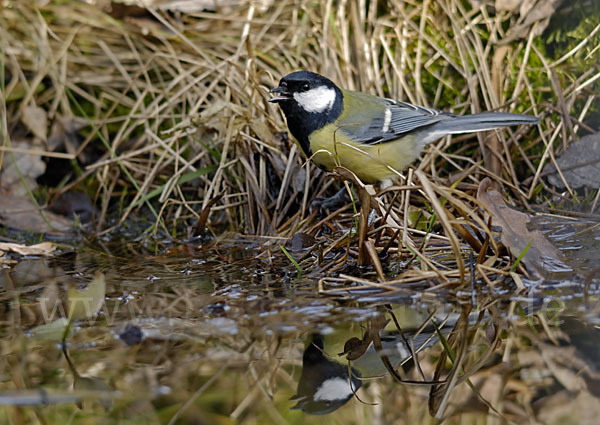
[268,86,292,103]
[289,395,307,410]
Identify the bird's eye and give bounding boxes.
[302,83,310,91]
[281,81,288,88]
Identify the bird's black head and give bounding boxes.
[269,71,338,105]
[269,71,343,157]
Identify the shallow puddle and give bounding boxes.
[0,224,599,425]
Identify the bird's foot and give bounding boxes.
[311,186,353,211]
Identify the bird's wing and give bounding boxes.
[337,91,453,145]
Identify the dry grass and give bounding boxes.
[1,0,598,289]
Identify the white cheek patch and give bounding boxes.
[293,86,336,113]
[314,377,355,401]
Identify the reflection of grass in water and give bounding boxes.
[4,280,597,424]
[1,240,598,421]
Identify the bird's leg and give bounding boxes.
[311,185,354,210]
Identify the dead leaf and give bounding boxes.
[477,178,568,277]
[288,232,316,252]
[0,194,73,234]
[47,115,87,152]
[22,105,48,141]
[0,140,46,196]
[500,0,563,43]
[250,120,272,145]
[543,133,600,190]
[68,272,106,321]
[49,191,96,223]
[495,0,523,12]
[485,320,498,344]
[0,241,57,256]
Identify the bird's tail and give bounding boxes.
[419,112,539,146]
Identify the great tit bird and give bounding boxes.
[269,71,540,187]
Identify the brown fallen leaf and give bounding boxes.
[497,0,564,43]
[49,191,96,223]
[0,140,46,196]
[47,115,88,153]
[542,133,600,190]
[0,194,73,234]
[494,0,523,11]
[288,232,317,253]
[22,104,48,141]
[0,241,57,256]
[477,178,568,277]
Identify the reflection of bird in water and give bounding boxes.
[290,334,361,415]
[291,324,448,415]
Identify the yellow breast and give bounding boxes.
[308,126,420,183]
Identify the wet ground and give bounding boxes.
[0,215,599,425]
